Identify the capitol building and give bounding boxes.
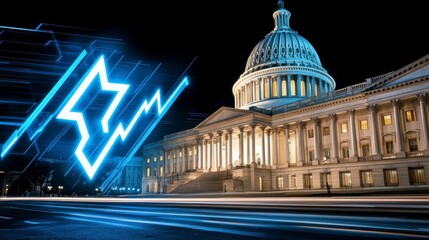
[141,1,429,194]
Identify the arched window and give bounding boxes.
[272,79,278,97]
[255,81,260,101]
[301,80,306,96]
[315,82,319,96]
[247,84,251,103]
[290,78,296,96]
[281,79,287,96]
[264,79,269,99]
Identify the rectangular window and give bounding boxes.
[146,167,150,177]
[153,168,157,177]
[340,171,352,188]
[160,156,163,161]
[303,174,312,189]
[255,82,260,101]
[362,144,370,156]
[309,150,314,161]
[272,80,278,97]
[259,177,263,191]
[277,176,284,189]
[179,151,183,157]
[264,80,270,98]
[342,146,349,158]
[308,129,314,138]
[154,157,157,162]
[341,123,348,133]
[409,167,426,185]
[409,138,418,152]
[386,141,394,154]
[360,120,368,130]
[300,80,306,96]
[281,79,287,96]
[324,148,330,159]
[290,175,297,188]
[384,169,399,186]
[360,170,374,187]
[189,150,193,156]
[290,80,296,96]
[405,110,416,122]
[383,114,392,126]
[146,158,150,163]
[323,126,329,136]
[320,172,332,189]
[160,166,164,177]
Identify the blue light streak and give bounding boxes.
[0,50,87,159]
[57,54,188,179]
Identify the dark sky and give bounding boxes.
[1,0,429,142]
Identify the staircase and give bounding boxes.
[169,170,229,193]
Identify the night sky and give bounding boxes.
[1,0,429,143]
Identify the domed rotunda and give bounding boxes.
[233,0,335,109]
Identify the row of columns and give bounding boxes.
[160,94,428,176]
[235,75,331,108]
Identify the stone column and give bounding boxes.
[297,121,304,165]
[217,131,223,169]
[238,126,244,166]
[251,125,256,164]
[192,144,197,170]
[175,148,180,174]
[418,94,429,153]
[182,145,186,172]
[267,129,272,166]
[246,130,251,165]
[273,127,279,166]
[209,134,214,171]
[391,99,405,157]
[260,126,266,166]
[228,129,233,169]
[367,105,381,159]
[204,139,208,170]
[284,125,290,166]
[164,150,168,176]
[348,110,358,161]
[329,114,338,162]
[312,117,320,162]
[277,75,282,97]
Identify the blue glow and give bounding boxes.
[57,54,188,179]
[0,50,87,159]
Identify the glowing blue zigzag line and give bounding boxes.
[0,49,87,159]
[57,55,188,179]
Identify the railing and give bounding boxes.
[407,151,424,157]
[382,154,397,160]
[358,156,373,162]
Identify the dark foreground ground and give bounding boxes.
[1,196,428,240]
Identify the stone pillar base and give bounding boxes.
[297,162,303,167]
[372,154,382,160]
[349,156,358,162]
[423,149,429,156]
[330,157,338,164]
[312,160,319,166]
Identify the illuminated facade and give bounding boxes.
[142,1,429,194]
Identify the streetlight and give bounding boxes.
[58,185,63,197]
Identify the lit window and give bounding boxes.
[146,167,150,177]
[385,141,394,154]
[290,79,296,96]
[290,175,297,188]
[303,174,312,189]
[264,79,269,99]
[323,148,330,159]
[384,169,398,186]
[409,138,418,152]
[255,82,260,101]
[360,170,373,187]
[340,171,352,188]
[259,176,263,191]
[405,110,416,122]
[360,120,368,130]
[315,82,319,96]
[160,156,163,161]
[281,79,287,96]
[146,158,150,163]
[154,157,157,162]
[383,114,392,125]
[362,144,370,156]
[301,80,306,96]
[247,84,251,103]
[409,167,426,185]
[320,172,332,189]
[308,129,314,138]
[189,150,193,156]
[277,176,284,189]
[272,79,278,97]
[341,123,348,133]
[179,151,182,157]
[323,126,329,136]
[160,166,164,177]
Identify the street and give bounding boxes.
[1,196,428,239]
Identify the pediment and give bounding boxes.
[367,54,429,90]
[195,107,251,128]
